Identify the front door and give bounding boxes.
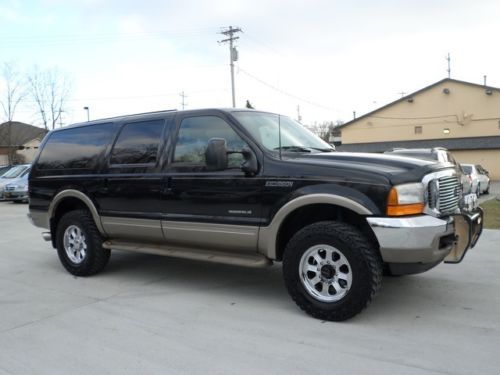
[161,113,264,253]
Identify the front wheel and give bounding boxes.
[282,221,382,321]
[56,209,111,276]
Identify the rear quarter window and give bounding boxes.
[36,123,118,170]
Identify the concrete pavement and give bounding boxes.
[0,201,499,375]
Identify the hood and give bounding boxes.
[285,151,453,184]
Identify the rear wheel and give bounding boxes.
[56,209,110,276]
[282,221,382,321]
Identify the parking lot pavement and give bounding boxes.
[0,202,499,375]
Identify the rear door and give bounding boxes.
[98,116,173,242]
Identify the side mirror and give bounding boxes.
[205,138,228,171]
[241,147,258,176]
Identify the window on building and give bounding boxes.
[414,126,422,135]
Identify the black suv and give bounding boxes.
[28,109,483,321]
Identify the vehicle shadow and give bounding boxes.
[100,251,451,322]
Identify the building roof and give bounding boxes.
[336,136,500,153]
[0,121,47,147]
[338,78,500,129]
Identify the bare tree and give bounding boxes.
[0,62,26,164]
[27,66,71,130]
[309,121,334,142]
[0,62,25,122]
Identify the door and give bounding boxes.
[98,117,171,241]
[161,113,264,253]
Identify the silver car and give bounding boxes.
[461,164,490,196]
[0,164,31,200]
[3,172,30,203]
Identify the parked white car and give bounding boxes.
[461,164,490,196]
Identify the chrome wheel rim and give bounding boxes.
[63,225,87,264]
[299,244,353,302]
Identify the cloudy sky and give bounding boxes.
[1,0,500,127]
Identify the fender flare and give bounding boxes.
[258,194,373,260]
[48,189,106,235]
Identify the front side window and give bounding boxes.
[110,120,165,165]
[172,116,247,172]
[232,111,333,153]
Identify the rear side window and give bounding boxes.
[37,123,118,170]
[110,120,165,165]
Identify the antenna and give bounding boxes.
[278,114,282,160]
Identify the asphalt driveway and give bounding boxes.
[0,201,499,375]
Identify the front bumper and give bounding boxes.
[3,190,28,201]
[367,209,483,272]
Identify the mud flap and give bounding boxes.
[445,208,483,264]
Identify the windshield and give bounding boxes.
[1,165,28,179]
[233,112,334,153]
[461,165,472,174]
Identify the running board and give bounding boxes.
[102,240,273,268]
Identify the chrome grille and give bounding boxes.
[437,175,460,214]
[5,186,15,192]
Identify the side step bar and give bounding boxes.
[102,240,273,268]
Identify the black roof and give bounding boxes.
[59,108,260,131]
[336,136,500,153]
[338,78,500,129]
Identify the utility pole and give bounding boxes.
[179,91,187,110]
[219,26,242,107]
[446,53,451,78]
[296,105,302,123]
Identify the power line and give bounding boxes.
[238,67,336,112]
[0,27,218,46]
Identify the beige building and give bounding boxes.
[0,122,47,165]
[337,78,500,179]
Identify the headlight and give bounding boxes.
[387,183,425,216]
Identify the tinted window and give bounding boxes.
[110,120,165,165]
[37,123,118,170]
[172,116,247,171]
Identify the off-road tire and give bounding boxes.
[56,209,110,276]
[283,221,383,321]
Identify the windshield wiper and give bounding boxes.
[309,147,335,152]
[273,146,312,153]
